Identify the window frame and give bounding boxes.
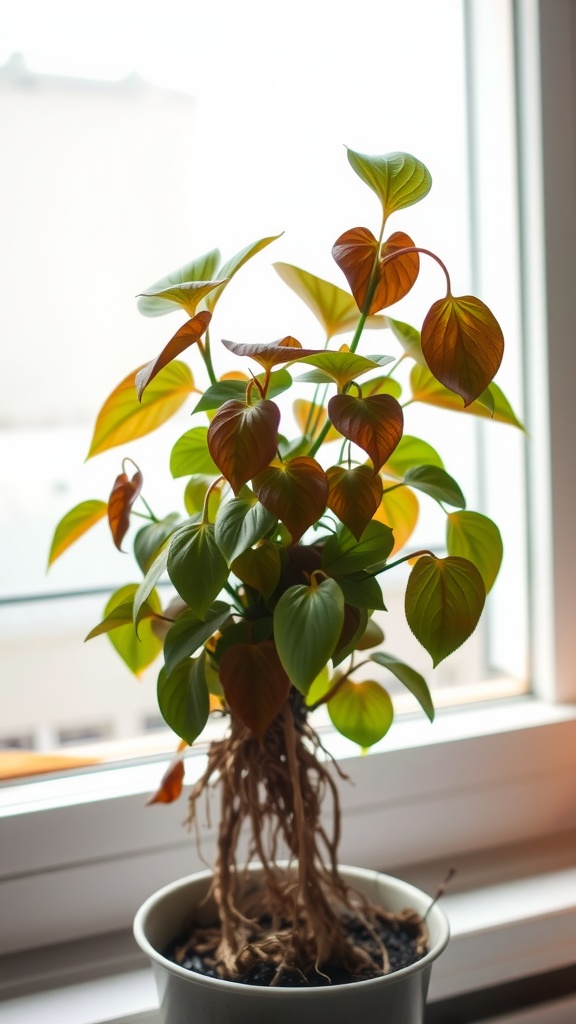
[1,0,576,960]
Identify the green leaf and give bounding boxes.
[361,376,403,401]
[137,280,223,318]
[103,584,163,676]
[405,555,486,666]
[387,317,425,363]
[335,573,386,611]
[332,606,369,667]
[48,500,108,567]
[274,578,345,694]
[213,617,274,662]
[133,545,170,624]
[370,652,434,721]
[170,427,220,478]
[322,521,394,576]
[193,369,292,413]
[346,149,432,219]
[304,665,332,707]
[293,350,381,388]
[273,262,387,338]
[404,465,466,508]
[137,250,221,316]
[157,653,210,744]
[231,541,281,597]
[382,434,444,478]
[410,365,524,428]
[205,234,283,312]
[134,513,181,574]
[446,511,503,594]
[167,521,228,618]
[328,679,394,749]
[84,598,158,640]
[163,603,231,675]
[183,476,223,518]
[87,361,194,458]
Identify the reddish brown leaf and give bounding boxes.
[207,399,280,494]
[221,335,319,371]
[421,295,504,406]
[219,640,291,740]
[146,757,185,805]
[135,311,211,401]
[253,457,328,543]
[107,468,143,550]
[326,465,383,540]
[332,228,419,314]
[328,394,404,473]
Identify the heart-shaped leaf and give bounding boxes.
[137,250,221,316]
[163,603,231,675]
[405,555,486,666]
[328,679,394,749]
[322,521,394,576]
[274,578,345,694]
[332,605,369,667]
[208,399,280,495]
[219,640,291,739]
[328,393,404,472]
[346,149,432,219]
[273,262,387,337]
[446,511,503,594]
[170,427,220,478]
[356,618,385,650]
[136,311,211,400]
[133,545,171,624]
[48,500,108,567]
[253,457,328,543]
[84,596,159,640]
[370,651,434,721]
[382,434,444,478]
[103,584,163,677]
[134,513,181,574]
[231,541,281,597]
[404,465,466,508]
[409,365,524,428]
[374,484,419,555]
[332,228,419,314]
[215,493,276,563]
[335,574,386,612]
[421,295,504,406]
[205,234,283,312]
[107,468,143,550]
[326,465,383,540]
[87,361,194,458]
[362,376,403,400]
[167,521,228,619]
[157,653,210,744]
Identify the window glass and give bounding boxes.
[0,0,528,773]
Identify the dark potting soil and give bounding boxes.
[165,911,426,988]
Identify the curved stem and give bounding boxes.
[368,548,435,577]
[200,328,218,386]
[381,246,452,295]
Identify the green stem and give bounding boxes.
[349,217,386,355]
[138,495,158,522]
[368,548,435,577]
[201,328,218,386]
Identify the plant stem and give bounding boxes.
[368,548,435,577]
[201,328,218,386]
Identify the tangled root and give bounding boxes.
[183,694,427,985]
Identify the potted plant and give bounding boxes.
[49,148,521,1023]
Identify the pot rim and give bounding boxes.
[133,864,450,997]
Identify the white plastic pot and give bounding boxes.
[133,864,450,1024]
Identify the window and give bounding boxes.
[0,0,575,965]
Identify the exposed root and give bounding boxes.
[182,694,427,983]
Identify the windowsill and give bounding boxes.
[0,830,575,1023]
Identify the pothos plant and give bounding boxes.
[49,149,522,984]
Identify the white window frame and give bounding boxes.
[1,0,575,969]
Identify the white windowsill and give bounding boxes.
[0,829,574,1023]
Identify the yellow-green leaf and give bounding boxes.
[274,262,387,338]
[87,361,194,458]
[446,511,503,594]
[328,679,394,749]
[170,427,220,478]
[346,149,432,219]
[410,365,524,428]
[104,584,163,677]
[370,652,434,721]
[137,250,221,316]
[137,280,222,318]
[48,500,108,567]
[231,541,281,597]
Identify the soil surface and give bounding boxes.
[165,909,427,987]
